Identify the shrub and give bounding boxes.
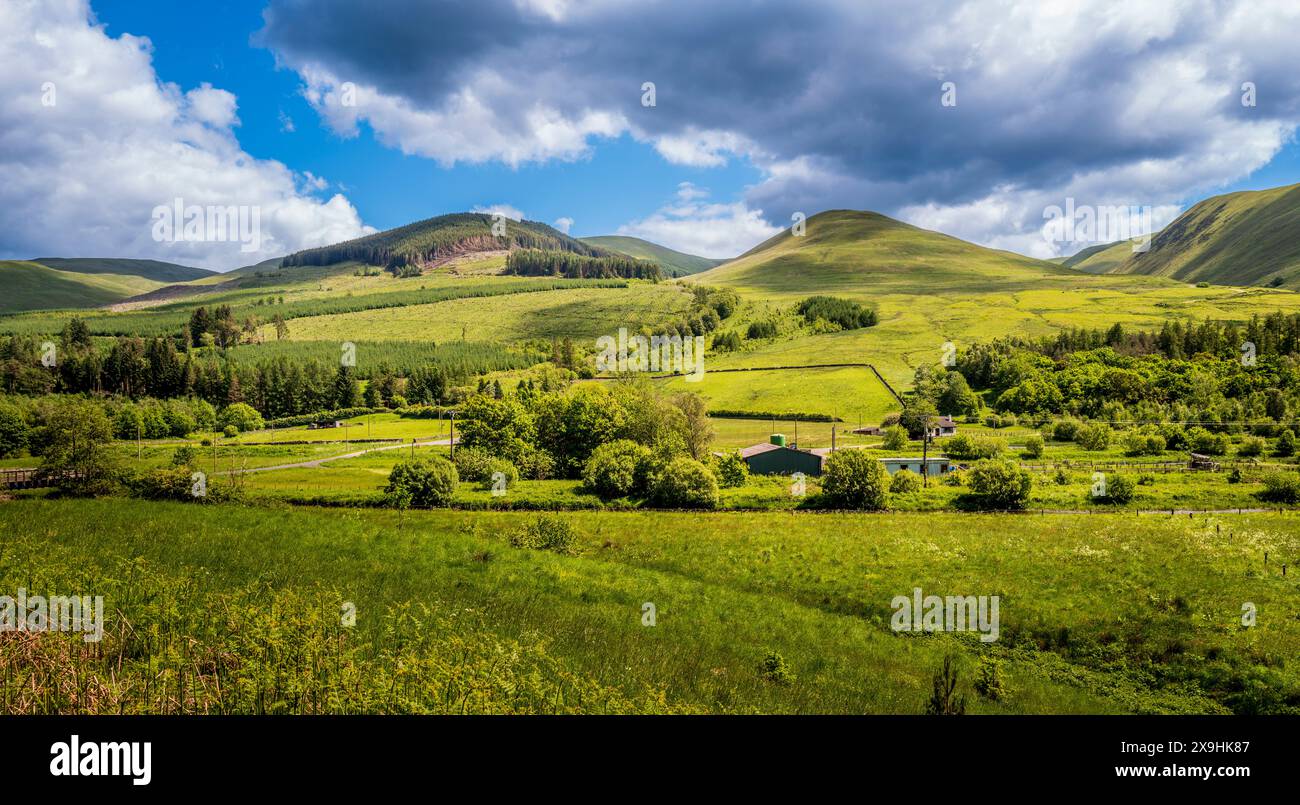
[480,459,519,492]
[881,425,909,450]
[1237,436,1266,458]
[583,439,653,499]
[759,651,796,685]
[820,450,889,510]
[1023,433,1044,459]
[385,457,458,508]
[925,655,966,716]
[508,514,579,554]
[1187,427,1229,456]
[943,434,1004,460]
[649,457,719,509]
[746,320,778,339]
[218,402,264,434]
[222,425,239,439]
[1053,467,1069,485]
[715,451,750,489]
[1076,423,1111,451]
[452,447,496,482]
[1122,429,1166,456]
[1137,473,1156,486]
[889,468,922,493]
[1227,467,1243,484]
[1052,418,1081,442]
[1275,429,1297,458]
[1095,473,1134,504]
[170,445,198,468]
[975,657,1006,702]
[1259,471,1300,504]
[967,459,1032,509]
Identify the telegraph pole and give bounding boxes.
[921,414,931,488]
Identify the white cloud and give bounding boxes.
[553,216,574,234]
[472,203,525,221]
[617,188,781,259]
[0,0,372,271]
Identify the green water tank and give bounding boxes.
[770,434,786,447]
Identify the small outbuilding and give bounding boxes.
[880,457,955,477]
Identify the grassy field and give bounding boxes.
[657,365,900,423]
[280,282,693,343]
[2,498,1296,714]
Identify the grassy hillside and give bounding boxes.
[581,235,723,276]
[1110,182,1300,288]
[696,210,1075,296]
[0,260,165,313]
[1061,240,1132,274]
[31,257,214,283]
[684,209,1300,405]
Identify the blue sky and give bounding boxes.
[3,1,1298,270]
[92,0,765,239]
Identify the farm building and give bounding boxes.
[880,457,954,476]
[928,417,958,438]
[852,417,957,438]
[736,436,827,477]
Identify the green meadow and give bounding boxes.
[2,498,1296,714]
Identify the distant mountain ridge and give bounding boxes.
[580,236,724,277]
[30,257,214,283]
[281,212,607,272]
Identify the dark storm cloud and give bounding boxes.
[259,0,1300,241]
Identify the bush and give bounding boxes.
[509,514,579,554]
[975,657,1006,702]
[943,434,1004,460]
[1259,471,1300,504]
[452,447,496,482]
[480,459,519,492]
[1053,467,1069,485]
[650,457,719,509]
[821,450,889,510]
[222,425,239,439]
[881,425,909,450]
[1237,436,1266,458]
[385,457,458,508]
[795,295,877,330]
[967,459,1032,509]
[1023,433,1044,459]
[218,402,264,434]
[1076,423,1111,451]
[746,320,778,339]
[583,439,653,499]
[1187,427,1229,456]
[1052,418,1081,442]
[889,468,922,493]
[170,445,198,468]
[1274,429,1297,458]
[1122,429,1166,456]
[1095,473,1134,504]
[759,651,796,685]
[715,451,750,489]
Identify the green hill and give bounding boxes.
[282,212,607,272]
[31,257,214,283]
[0,260,166,313]
[1061,241,1133,274]
[580,235,723,277]
[1108,182,1300,288]
[690,209,1074,297]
